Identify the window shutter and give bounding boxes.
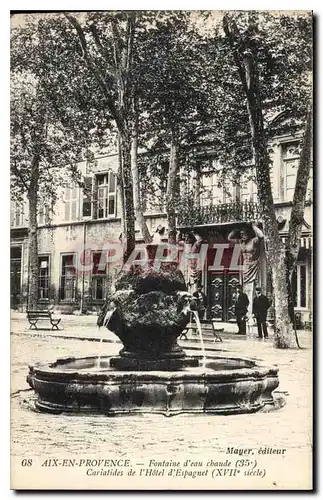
[64,201,70,221]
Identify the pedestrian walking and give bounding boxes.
[252,287,271,339]
[234,285,249,335]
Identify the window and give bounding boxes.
[232,179,241,202]
[222,178,232,203]
[38,256,50,299]
[11,247,22,305]
[140,162,167,214]
[200,163,243,206]
[292,263,308,309]
[250,179,258,202]
[64,187,79,221]
[11,203,24,228]
[97,173,117,219]
[201,171,223,206]
[91,251,108,301]
[240,176,257,202]
[38,205,51,226]
[82,176,93,217]
[60,254,77,301]
[142,187,166,213]
[159,161,169,194]
[281,142,299,202]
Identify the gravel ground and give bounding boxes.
[10,316,313,490]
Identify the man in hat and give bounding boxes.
[234,285,249,335]
[252,287,271,339]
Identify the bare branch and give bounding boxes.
[65,13,123,131]
[110,16,122,69]
[109,16,127,120]
[222,15,248,95]
[88,23,116,79]
[287,105,312,264]
[124,13,136,96]
[125,13,135,70]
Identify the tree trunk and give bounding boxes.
[166,132,179,245]
[247,96,294,348]
[27,155,40,311]
[117,133,126,242]
[113,14,137,263]
[223,16,294,347]
[66,13,137,264]
[119,131,136,263]
[194,164,201,208]
[284,106,312,326]
[130,115,152,244]
[251,120,293,347]
[286,106,312,273]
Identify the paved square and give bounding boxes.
[11,313,312,489]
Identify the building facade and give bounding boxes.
[10,131,313,325]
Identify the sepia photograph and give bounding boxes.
[10,8,313,491]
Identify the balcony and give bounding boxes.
[177,200,261,228]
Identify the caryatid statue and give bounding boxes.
[228,223,265,321]
[185,232,204,294]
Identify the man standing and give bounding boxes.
[252,287,271,339]
[234,285,249,335]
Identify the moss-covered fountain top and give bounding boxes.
[97,245,196,370]
[27,244,280,416]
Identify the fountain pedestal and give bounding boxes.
[109,353,198,371]
[97,252,194,365]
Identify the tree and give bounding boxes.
[137,12,218,244]
[65,12,138,260]
[285,105,312,330]
[58,12,224,251]
[287,107,312,271]
[11,15,96,309]
[130,101,152,244]
[10,77,84,309]
[218,12,312,347]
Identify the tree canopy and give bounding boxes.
[10,11,313,343]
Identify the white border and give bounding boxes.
[3,4,319,499]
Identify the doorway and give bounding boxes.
[11,246,22,309]
[207,271,240,322]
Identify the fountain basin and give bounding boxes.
[27,355,279,416]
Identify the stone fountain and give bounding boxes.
[27,245,279,416]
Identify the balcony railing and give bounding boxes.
[177,200,260,228]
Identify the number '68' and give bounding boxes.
[21,459,32,467]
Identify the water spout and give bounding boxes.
[191,310,207,368]
[97,336,104,369]
[102,305,116,328]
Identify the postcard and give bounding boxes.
[10,9,313,490]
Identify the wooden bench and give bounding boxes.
[180,318,223,342]
[27,310,61,331]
